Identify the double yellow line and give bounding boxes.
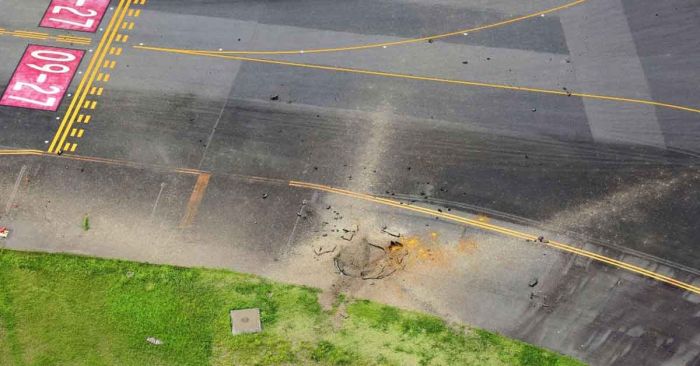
[47,0,132,154]
[0,28,91,45]
[289,181,700,295]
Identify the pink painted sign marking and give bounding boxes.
[0,45,84,111]
[40,0,111,33]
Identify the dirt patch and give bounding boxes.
[334,239,408,280]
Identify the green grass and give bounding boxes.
[0,249,585,366]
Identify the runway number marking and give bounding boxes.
[40,0,111,33]
[0,45,84,111]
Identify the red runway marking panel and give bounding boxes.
[1,45,84,111]
[40,0,111,33]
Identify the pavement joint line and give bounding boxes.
[50,0,137,154]
[0,148,698,294]
[136,47,700,115]
[288,180,700,295]
[48,0,129,153]
[145,0,587,56]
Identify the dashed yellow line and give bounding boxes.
[48,0,130,153]
[289,180,700,295]
[48,0,140,154]
[135,46,700,115]
[144,0,587,56]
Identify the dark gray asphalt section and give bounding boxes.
[1,0,700,364]
[0,156,699,366]
[147,0,569,54]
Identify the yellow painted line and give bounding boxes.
[77,114,84,123]
[0,28,91,45]
[121,34,129,43]
[83,100,91,108]
[12,33,48,40]
[103,73,111,82]
[70,129,77,137]
[289,180,700,295]
[179,173,211,227]
[121,21,128,30]
[77,129,85,138]
[103,60,110,68]
[127,22,135,30]
[96,73,104,81]
[128,9,135,16]
[2,146,698,294]
[48,0,128,153]
[115,34,123,42]
[70,144,77,152]
[115,47,123,56]
[151,0,587,56]
[90,101,97,109]
[134,9,141,17]
[137,46,700,115]
[49,0,133,153]
[63,142,72,152]
[109,47,116,55]
[84,115,92,123]
[90,86,97,95]
[109,60,117,69]
[96,87,104,96]
[13,30,48,36]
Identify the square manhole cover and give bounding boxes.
[230,308,262,335]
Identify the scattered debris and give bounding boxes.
[314,245,337,256]
[381,226,401,238]
[528,277,539,287]
[0,227,9,239]
[270,95,279,101]
[536,236,548,243]
[126,271,134,278]
[341,232,354,241]
[230,308,262,335]
[262,193,268,199]
[531,108,537,112]
[146,337,164,345]
[462,61,468,64]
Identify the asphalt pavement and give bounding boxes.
[1,0,699,365]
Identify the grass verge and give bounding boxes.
[0,249,585,365]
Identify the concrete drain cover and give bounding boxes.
[230,308,262,335]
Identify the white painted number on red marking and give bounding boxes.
[40,0,110,33]
[0,45,84,111]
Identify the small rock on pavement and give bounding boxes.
[528,277,539,287]
[382,226,401,238]
[146,337,164,345]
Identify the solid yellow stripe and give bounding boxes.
[48,0,128,153]
[288,181,700,295]
[54,0,133,152]
[136,46,700,115]
[166,0,588,56]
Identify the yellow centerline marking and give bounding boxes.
[0,148,697,293]
[0,147,697,294]
[288,180,700,295]
[48,0,133,153]
[148,0,587,56]
[135,46,700,115]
